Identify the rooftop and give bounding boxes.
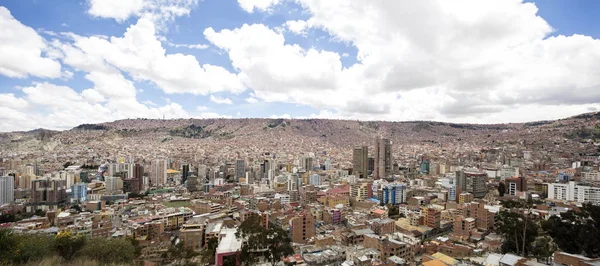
[216,228,242,254]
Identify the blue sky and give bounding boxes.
[1,0,600,131]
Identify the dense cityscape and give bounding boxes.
[0,115,599,266]
[2,0,600,265]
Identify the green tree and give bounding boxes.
[54,231,86,261]
[495,210,539,257]
[163,240,199,266]
[0,229,18,263]
[201,237,219,264]
[388,205,399,216]
[531,236,556,263]
[75,237,136,264]
[127,236,143,259]
[542,203,600,257]
[12,233,54,264]
[236,215,294,266]
[498,182,506,197]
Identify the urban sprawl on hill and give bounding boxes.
[1,113,600,265]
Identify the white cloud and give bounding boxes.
[87,0,146,21]
[206,0,600,123]
[196,112,232,119]
[166,41,210,49]
[81,89,106,103]
[210,95,233,105]
[0,7,62,79]
[142,100,157,106]
[87,0,198,23]
[269,113,291,119]
[196,105,209,111]
[245,97,258,103]
[0,93,28,109]
[237,0,281,13]
[285,20,308,35]
[63,17,244,95]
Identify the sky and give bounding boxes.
[1,0,600,131]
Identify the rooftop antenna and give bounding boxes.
[163,114,165,120]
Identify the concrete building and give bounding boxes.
[458,192,473,204]
[152,159,168,186]
[351,182,373,201]
[382,183,407,205]
[374,137,392,179]
[0,176,14,205]
[582,172,600,186]
[425,208,441,229]
[505,176,527,196]
[290,212,316,244]
[499,165,519,180]
[548,181,600,205]
[71,182,87,203]
[30,178,67,211]
[215,228,242,266]
[235,159,245,181]
[455,169,488,198]
[106,176,123,193]
[353,146,369,178]
[309,174,322,186]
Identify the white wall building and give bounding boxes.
[0,176,14,205]
[548,181,600,205]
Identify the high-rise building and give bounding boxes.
[382,183,407,205]
[152,159,168,186]
[235,160,245,181]
[0,176,14,205]
[374,137,392,179]
[368,157,375,174]
[302,157,314,171]
[71,182,87,203]
[353,146,369,178]
[31,178,67,204]
[455,169,489,198]
[106,176,123,192]
[309,174,321,186]
[182,163,190,184]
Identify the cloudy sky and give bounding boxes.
[1,0,600,131]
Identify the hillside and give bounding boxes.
[0,113,599,163]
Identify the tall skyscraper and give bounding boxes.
[235,159,245,181]
[0,176,14,205]
[182,163,190,184]
[353,146,369,178]
[152,159,168,186]
[302,157,313,171]
[374,137,392,179]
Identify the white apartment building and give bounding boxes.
[548,181,600,205]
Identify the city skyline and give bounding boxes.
[2,0,600,132]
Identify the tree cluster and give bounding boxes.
[236,215,294,266]
[542,203,600,257]
[0,229,141,265]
